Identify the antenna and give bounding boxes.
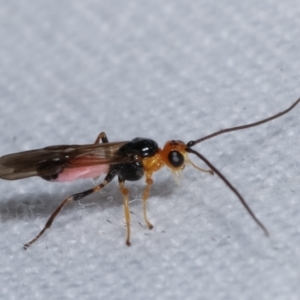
[187,98,300,147]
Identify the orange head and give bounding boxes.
[160,140,188,171]
[142,140,213,176]
[161,140,214,175]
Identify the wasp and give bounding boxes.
[0,98,299,249]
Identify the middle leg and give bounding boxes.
[119,179,131,246]
[142,171,154,230]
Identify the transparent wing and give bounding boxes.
[0,141,129,180]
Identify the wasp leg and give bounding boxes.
[94,132,109,144]
[142,172,154,230]
[23,171,115,250]
[119,180,131,246]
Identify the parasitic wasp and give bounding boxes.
[0,98,299,249]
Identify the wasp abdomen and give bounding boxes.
[37,162,65,181]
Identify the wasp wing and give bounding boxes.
[0,141,129,180]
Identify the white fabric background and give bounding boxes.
[0,1,300,299]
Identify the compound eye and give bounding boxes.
[168,150,184,168]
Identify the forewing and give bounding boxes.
[0,141,129,180]
[59,142,130,167]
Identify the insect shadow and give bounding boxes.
[0,177,175,222]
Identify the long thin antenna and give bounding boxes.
[187,98,300,147]
[186,147,269,236]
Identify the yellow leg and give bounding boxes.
[142,172,154,230]
[119,181,131,246]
